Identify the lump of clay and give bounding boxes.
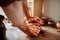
[56,21,60,32]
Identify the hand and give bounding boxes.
[23,16,42,36]
[28,16,43,26]
[25,23,41,36]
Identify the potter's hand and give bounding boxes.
[28,16,43,26]
[25,23,41,36]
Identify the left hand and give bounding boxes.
[28,16,43,26]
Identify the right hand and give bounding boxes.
[25,23,41,36]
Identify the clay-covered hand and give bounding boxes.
[28,16,43,26]
[25,23,41,36]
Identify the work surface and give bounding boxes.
[5,23,60,40]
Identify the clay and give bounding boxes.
[56,21,60,31]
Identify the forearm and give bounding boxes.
[22,0,31,20]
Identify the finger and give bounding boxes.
[29,29,38,36]
[36,26,41,30]
[35,26,41,33]
[37,20,41,24]
[30,24,37,28]
[31,25,40,30]
[35,17,41,21]
[36,18,41,21]
[30,26,40,34]
[35,17,42,23]
[34,29,40,34]
[34,19,40,24]
[33,23,40,26]
[28,25,39,36]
